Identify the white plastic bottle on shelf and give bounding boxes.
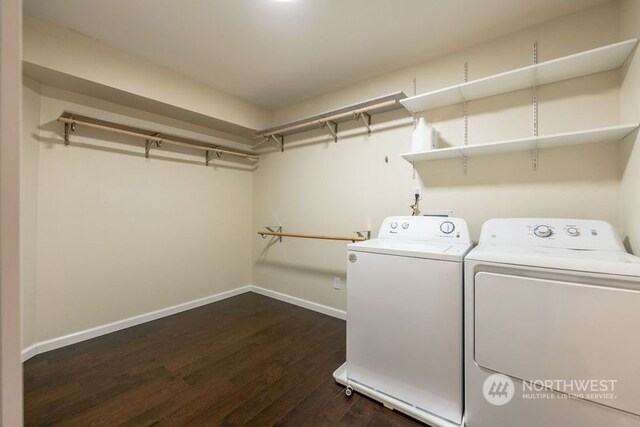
[411,117,437,153]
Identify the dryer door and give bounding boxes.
[474,271,640,416]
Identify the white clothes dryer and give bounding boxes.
[465,218,640,427]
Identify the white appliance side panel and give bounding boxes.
[475,272,640,416]
[347,251,463,424]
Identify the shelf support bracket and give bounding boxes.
[354,230,371,242]
[267,134,284,152]
[205,150,210,166]
[64,122,75,146]
[463,155,468,175]
[532,148,538,171]
[262,226,283,243]
[145,140,152,158]
[355,112,372,136]
[321,120,338,143]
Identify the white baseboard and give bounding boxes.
[249,285,346,320]
[21,344,38,362]
[22,285,252,362]
[21,284,346,362]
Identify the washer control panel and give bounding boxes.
[379,216,470,244]
[479,218,624,251]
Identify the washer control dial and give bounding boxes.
[566,227,580,237]
[440,221,455,234]
[534,225,552,238]
[401,222,409,229]
[390,222,398,229]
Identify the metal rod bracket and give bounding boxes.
[263,226,283,242]
[355,112,372,136]
[64,122,75,146]
[145,140,152,158]
[354,231,371,242]
[265,134,284,152]
[321,120,338,143]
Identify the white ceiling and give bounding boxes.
[24,0,608,109]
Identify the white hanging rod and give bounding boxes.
[258,226,370,243]
[58,112,260,162]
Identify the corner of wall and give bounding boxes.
[618,0,640,254]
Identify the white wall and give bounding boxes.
[619,0,640,254]
[22,77,40,349]
[22,84,254,344]
[253,2,623,310]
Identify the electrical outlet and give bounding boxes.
[333,277,342,290]
[413,186,422,200]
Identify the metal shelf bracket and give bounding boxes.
[145,134,162,159]
[463,155,468,175]
[271,134,285,152]
[532,148,538,170]
[321,120,338,143]
[355,112,372,136]
[64,121,76,146]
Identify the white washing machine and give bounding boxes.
[465,218,640,427]
[334,215,472,427]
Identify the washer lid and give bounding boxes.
[467,244,640,277]
[348,238,472,262]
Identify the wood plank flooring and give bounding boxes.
[24,292,425,426]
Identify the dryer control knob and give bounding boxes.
[534,225,552,238]
[440,221,455,234]
[566,227,580,237]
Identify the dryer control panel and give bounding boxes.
[479,218,624,251]
[378,216,471,244]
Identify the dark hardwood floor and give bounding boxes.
[24,293,424,426]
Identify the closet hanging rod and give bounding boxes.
[58,112,260,161]
[258,228,370,243]
[256,91,407,138]
[257,100,396,137]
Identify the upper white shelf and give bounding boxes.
[401,124,639,163]
[401,39,638,114]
